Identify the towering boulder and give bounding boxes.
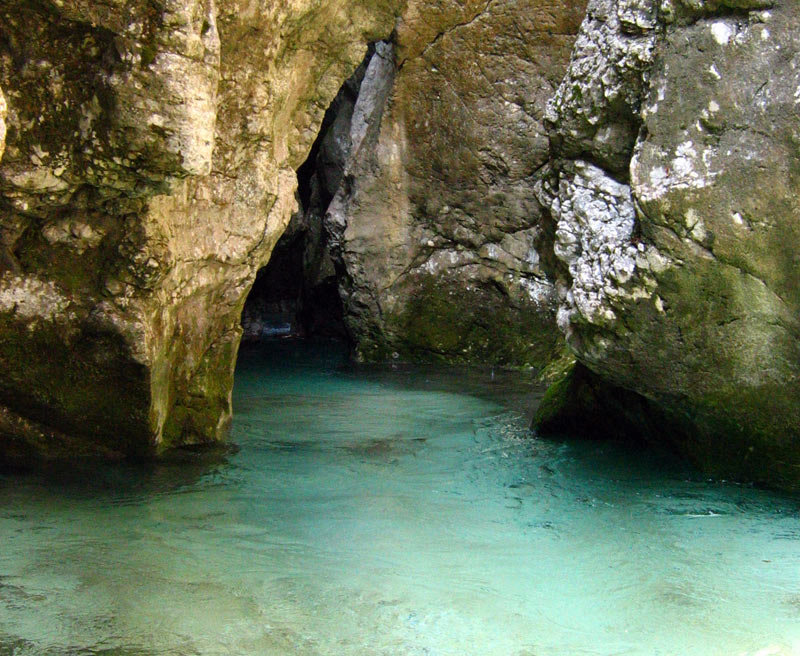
[538,0,800,489]
[315,0,587,365]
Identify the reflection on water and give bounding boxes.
[1,340,799,656]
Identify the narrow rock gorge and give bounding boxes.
[1,0,799,491]
[243,0,586,366]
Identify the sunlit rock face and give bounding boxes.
[539,0,800,489]
[317,0,587,366]
[0,0,403,459]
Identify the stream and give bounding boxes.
[1,340,799,655]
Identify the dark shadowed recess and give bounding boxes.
[239,46,380,347]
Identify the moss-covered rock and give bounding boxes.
[533,363,663,443]
[540,0,800,490]
[376,273,562,367]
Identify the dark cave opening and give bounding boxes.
[240,44,380,345]
[240,224,345,342]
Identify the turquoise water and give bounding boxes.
[1,341,799,656]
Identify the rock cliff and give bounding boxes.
[0,0,402,459]
[2,0,800,490]
[316,0,587,366]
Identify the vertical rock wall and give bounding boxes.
[312,0,587,366]
[3,0,800,491]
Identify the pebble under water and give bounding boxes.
[1,340,799,656]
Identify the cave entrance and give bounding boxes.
[239,208,346,342]
[240,45,380,344]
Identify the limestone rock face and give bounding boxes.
[540,0,800,488]
[4,0,800,491]
[312,0,588,365]
[0,0,402,459]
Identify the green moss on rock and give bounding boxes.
[0,313,154,460]
[382,274,562,368]
[533,361,681,448]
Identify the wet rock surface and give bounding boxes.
[2,0,800,490]
[295,1,586,366]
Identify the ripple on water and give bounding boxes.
[1,340,799,656]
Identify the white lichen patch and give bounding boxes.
[633,139,718,202]
[519,276,555,306]
[710,22,734,46]
[421,249,476,274]
[0,276,71,321]
[672,141,698,177]
[548,161,660,335]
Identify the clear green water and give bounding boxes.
[1,341,799,656]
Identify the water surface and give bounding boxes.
[1,341,799,655]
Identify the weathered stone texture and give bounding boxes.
[0,0,403,459]
[319,0,587,365]
[540,0,800,488]
[4,0,800,493]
